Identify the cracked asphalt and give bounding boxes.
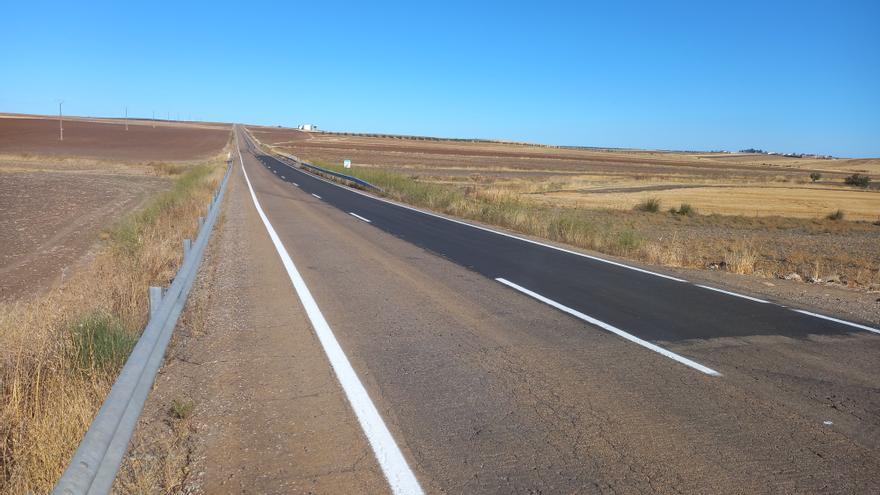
[125,137,880,494]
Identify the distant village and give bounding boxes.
[738,148,835,159]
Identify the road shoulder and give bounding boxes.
[115,165,388,494]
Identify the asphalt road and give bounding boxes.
[234,127,880,493]
[242,131,877,346]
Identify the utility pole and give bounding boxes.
[125,106,129,130]
[152,110,155,128]
[58,101,64,141]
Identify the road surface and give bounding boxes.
[172,126,880,493]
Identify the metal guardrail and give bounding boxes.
[297,161,384,193]
[241,127,381,193]
[52,161,233,495]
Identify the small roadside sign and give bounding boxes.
[343,159,352,169]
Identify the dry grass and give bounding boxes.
[306,159,654,260]
[0,156,225,493]
[724,243,760,275]
[539,184,880,221]
[114,418,191,494]
[290,157,879,288]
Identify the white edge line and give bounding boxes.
[262,151,688,283]
[793,309,880,335]
[237,140,424,495]
[311,193,322,199]
[349,212,372,223]
[495,277,722,376]
[695,284,769,304]
[292,182,299,187]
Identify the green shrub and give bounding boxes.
[809,172,822,182]
[634,197,661,213]
[844,173,870,187]
[68,313,137,374]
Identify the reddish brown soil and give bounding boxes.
[0,170,169,301]
[0,117,230,161]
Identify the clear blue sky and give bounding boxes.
[3,1,878,156]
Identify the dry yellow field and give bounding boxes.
[536,184,880,221]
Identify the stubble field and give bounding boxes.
[0,115,231,300]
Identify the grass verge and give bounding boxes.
[306,160,652,259]
[0,158,225,493]
[293,157,879,287]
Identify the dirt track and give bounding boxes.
[0,117,230,161]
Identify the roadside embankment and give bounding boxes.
[0,156,226,493]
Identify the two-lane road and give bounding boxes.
[235,126,880,493]
[243,130,877,351]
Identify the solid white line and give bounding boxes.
[349,212,372,223]
[311,193,322,199]
[695,284,769,304]
[272,156,687,283]
[495,278,722,376]
[237,141,424,495]
[793,309,880,335]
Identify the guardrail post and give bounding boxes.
[198,216,204,230]
[183,238,192,259]
[149,287,163,319]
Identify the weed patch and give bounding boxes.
[170,398,194,420]
[634,197,661,213]
[670,203,696,216]
[67,313,137,374]
[826,209,845,221]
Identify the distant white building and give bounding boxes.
[298,123,318,131]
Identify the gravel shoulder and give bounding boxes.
[116,163,387,494]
